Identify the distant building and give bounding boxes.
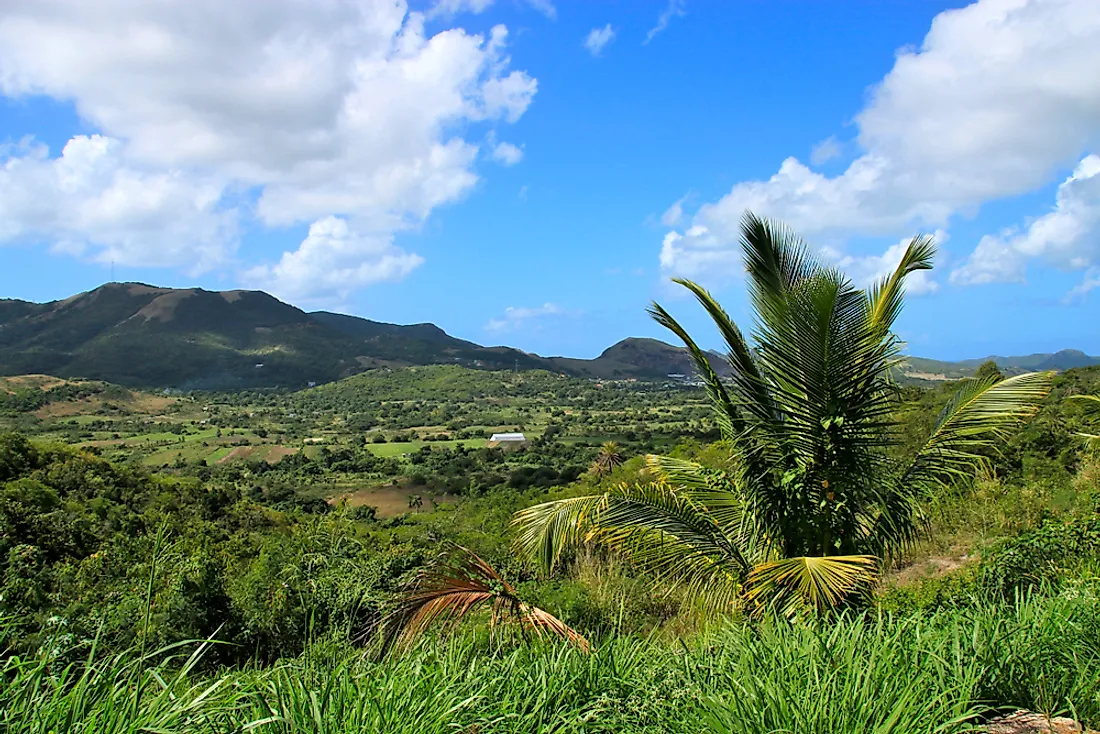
[488,432,528,449]
[667,373,686,380]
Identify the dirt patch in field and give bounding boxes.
[327,484,457,518]
[217,445,257,463]
[264,446,297,463]
[886,553,973,586]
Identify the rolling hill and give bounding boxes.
[1,282,1095,389]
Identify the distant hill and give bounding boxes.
[548,338,730,380]
[1,282,1095,389]
[899,350,1100,381]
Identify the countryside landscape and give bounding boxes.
[3,1,1100,732]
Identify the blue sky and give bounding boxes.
[1,0,1098,361]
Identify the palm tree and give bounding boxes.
[512,213,1052,616]
[377,546,589,657]
[408,494,424,513]
[591,441,625,476]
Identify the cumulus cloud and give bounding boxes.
[952,154,1100,286]
[0,0,536,301]
[645,0,686,44]
[0,135,236,273]
[659,0,1100,282]
[243,216,423,304]
[484,302,567,333]
[584,24,616,56]
[490,140,524,166]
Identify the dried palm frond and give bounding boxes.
[376,545,589,658]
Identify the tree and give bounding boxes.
[512,213,1052,616]
[590,441,625,476]
[407,494,424,513]
[973,360,1005,383]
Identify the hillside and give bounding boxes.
[3,282,1096,389]
[0,283,563,388]
[0,284,732,387]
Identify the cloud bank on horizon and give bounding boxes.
[658,0,1100,302]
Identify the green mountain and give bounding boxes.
[2,282,1095,389]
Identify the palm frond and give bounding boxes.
[647,300,742,442]
[866,234,936,341]
[511,494,608,575]
[740,212,818,325]
[903,371,1054,488]
[1068,394,1100,443]
[644,454,758,557]
[669,277,778,428]
[597,481,750,575]
[743,555,877,618]
[378,546,589,657]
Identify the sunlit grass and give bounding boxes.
[4,594,1098,733]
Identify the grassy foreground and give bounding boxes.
[4,593,1098,734]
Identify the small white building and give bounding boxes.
[488,432,528,449]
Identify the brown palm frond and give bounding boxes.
[376,545,589,657]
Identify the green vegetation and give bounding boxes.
[3,596,1098,733]
[2,219,1100,731]
[515,216,1052,615]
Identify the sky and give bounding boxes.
[1,0,1099,361]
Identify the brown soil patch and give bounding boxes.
[264,446,297,463]
[886,553,972,586]
[983,710,1092,733]
[327,484,457,518]
[217,446,256,463]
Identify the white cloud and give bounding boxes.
[660,0,1100,280]
[1064,268,1100,303]
[825,231,947,296]
[426,0,495,18]
[243,216,423,305]
[810,136,842,166]
[0,0,536,300]
[484,302,566,332]
[584,24,616,56]
[645,0,686,44]
[0,135,236,273]
[661,196,686,227]
[523,0,557,20]
[491,141,524,166]
[952,154,1100,285]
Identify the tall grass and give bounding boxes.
[2,595,1098,733]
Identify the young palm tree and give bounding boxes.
[591,441,625,476]
[512,213,1053,616]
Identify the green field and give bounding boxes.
[365,438,488,457]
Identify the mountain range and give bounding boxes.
[1,283,1097,389]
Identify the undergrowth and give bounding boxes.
[2,593,1098,734]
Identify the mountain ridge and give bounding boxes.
[2,282,1096,388]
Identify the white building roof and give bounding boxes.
[489,432,527,442]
